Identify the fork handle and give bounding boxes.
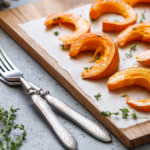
[42,93,111,142]
[30,93,78,150]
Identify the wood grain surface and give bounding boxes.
[0,0,150,148]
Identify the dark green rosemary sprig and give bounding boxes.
[101,108,149,119]
[0,106,26,150]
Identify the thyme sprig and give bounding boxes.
[0,106,26,150]
[101,108,149,119]
[123,44,137,59]
[140,10,146,23]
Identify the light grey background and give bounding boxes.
[0,0,150,150]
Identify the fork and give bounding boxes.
[0,47,78,150]
[0,76,112,142]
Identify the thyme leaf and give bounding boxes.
[113,19,119,22]
[94,93,101,100]
[53,17,60,20]
[84,67,89,70]
[54,31,59,36]
[122,94,127,97]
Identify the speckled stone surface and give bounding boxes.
[0,1,150,150]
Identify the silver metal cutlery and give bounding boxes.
[0,47,112,149]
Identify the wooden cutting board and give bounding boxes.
[0,0,150,148]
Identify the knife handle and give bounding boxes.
[43,93,112,142]
[30,93,78,150]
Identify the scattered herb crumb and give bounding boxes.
[122,94,127,97]
[113,19,119,22]
[53,17,60,20]
[101,108,149,119]
[94,93,101,100]
[54,31,59,36]
[60,44,69,50]
[97,34,102,37]
[140,19,143,23]
[90,18,95,21]
[84,67,89,70]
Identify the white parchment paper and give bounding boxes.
[18,3,150,128]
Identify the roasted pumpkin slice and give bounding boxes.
[45,12,90,45]
[136,50,150,66]
[124,0,150,6]
[107,67,150,91]
[117,23,150,46]
[69,33,119,79]
[89,0,137,32]
[126,95,150,112]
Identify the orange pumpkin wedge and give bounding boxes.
[117,23,150,46]
[126,95,150,112]
[69,33,119,79]
[136,50,150,66]
[107,67,150,91]
[45,12,90,45]
[124,0,150,6]
[89,0,137,32]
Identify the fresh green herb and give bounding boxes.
[94,93,101,100]
[123,44,137,59]
[125,53,132,58]
[60,44,69,51]
[142,12,145,20]
[130,44,138,53]
[101,108,149,119]
[114,19,119,22]
[53,17,60,20]
[90,18,95,21]
[122,94,127,97]
[0,106,26,150]
[140,19,143,23]
[140,11,146,23]
[54,31,59,36]
[84,67,89,70]
[120,108,130,118]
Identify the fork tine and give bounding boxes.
[0,56,12,71]
[0,59,7,73]
[0,47,16,70]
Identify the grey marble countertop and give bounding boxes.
[0,0,150,150]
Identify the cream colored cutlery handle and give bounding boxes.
[31,94,78,150]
